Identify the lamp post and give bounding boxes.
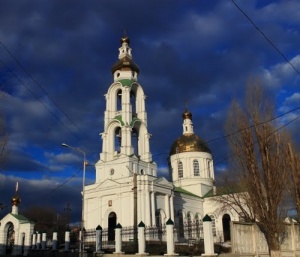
[62,143,86,254]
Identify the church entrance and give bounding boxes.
[222,214,231,241]
[108,212,116,241]
[6,222,15,254]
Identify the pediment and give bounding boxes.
[154,177,173,187]
[97,179,122,189]
[1,213,33,226]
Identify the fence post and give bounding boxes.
[41,232,47,250]
[202,215,217,257]
[95,225,103,253]
[32,233,36,249]
[65,231,70,251]
[165,218,178,256]
[114,223,124,254]
[36,233,41,250]
[137,221,148,255]
[52,232,57,250]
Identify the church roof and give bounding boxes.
[203,184,245,198]
[111,56,140,74]
[170,133,211,155]
[111,36,140,75]
[10,213,34,224]
[174,187,202,198]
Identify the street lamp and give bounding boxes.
[62,143,86,253]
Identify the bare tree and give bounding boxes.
[219,82,293,257]
[287,143,300,220]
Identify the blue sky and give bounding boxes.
[0,0,299,223]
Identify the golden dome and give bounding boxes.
[111,56,140,74]
[11,194,21,206]
[170,133,211,156]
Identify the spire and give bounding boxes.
[182,101,192,121]
[11,181,21,214]
[182,104,193,134]
[111,35,140,77]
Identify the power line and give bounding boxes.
[207,105,300,144]
[0,41,83,134]
[231,0,300,76]
[0,57,81,141]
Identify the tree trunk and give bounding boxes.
[266,234,281,257]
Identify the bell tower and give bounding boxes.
[95,36,157,182]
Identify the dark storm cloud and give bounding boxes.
[0,0,299,222]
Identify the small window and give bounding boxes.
[193,160,200,176]
[178,162,183,178]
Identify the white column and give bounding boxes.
[151,192,156,226]
[170,194,174,222]
[141,177,145,223]
[165,194,170,220]
[137,222,148,255]
[41,232,46,250]
[52,232,57,250]
[145,191,150,226]
[202,215,217,256]
[65,231,70,251]
[36,233,41,249]
[137,177,142,224]
[32,233,36,249]
[164,219,177,256]
[24,231,31,256]
[99,197,103,227]
[96,225,103,253]
[114,224,124,254]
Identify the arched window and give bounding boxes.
[178,162,183,178]
[6,222,14,254]
[193,160,200,176]
[187,212,192,238]
[195,214,203,239]
[222,214,231,241]
[210,215,216,236]
[178,210,184,237]
[207,159,212,178]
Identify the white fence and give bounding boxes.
[231,221,300,257]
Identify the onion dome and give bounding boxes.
[170,107,211,155]
[120,36,130,45]
[182,107,192,120]
[169,133,211,155]
[111,36,140,74]
[11,194,21,206]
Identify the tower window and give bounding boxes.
[193,160,200,176]
[178,161,183,178]
[207,159,212,178]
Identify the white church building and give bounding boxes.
[84,36,239,243]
